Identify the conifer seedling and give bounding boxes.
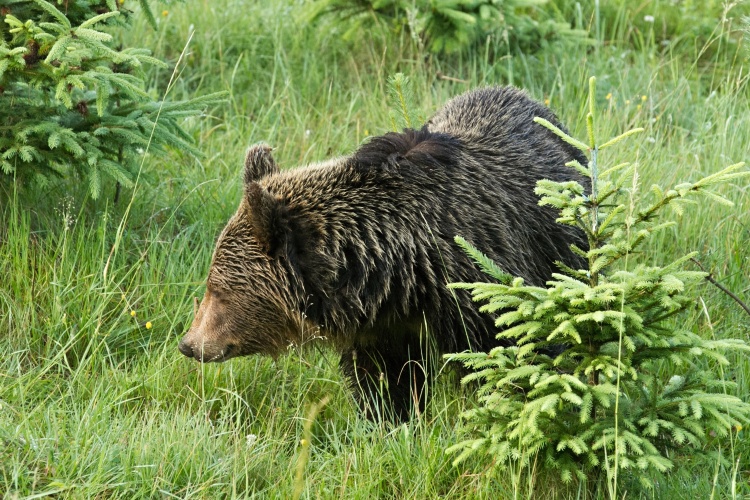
[446,77,750,490]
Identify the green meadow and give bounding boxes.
[2,0,749,497]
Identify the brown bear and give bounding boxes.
[178,87,588,421]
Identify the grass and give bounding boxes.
[1,0,750,497]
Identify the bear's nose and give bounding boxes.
[178,339,194,358]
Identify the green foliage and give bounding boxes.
[386,72,420,131]
[455,235,512,285]
[3,0,750,496]
[446,77,750,487]
[304,0,587,54]
[593,0,749,59]
[0,0,226,199]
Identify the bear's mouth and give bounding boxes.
[178,338,238,363]
[205,343,236,362]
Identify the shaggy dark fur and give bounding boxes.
[179,86,588,421]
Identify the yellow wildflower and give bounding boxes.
[146,321,153,329]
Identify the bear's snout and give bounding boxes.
[177,333,237,362]
[177,338,195,359]
[178,291,235,362]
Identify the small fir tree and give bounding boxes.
[386,72,419,131]
[0,0,226,200]
[446,77,750,489]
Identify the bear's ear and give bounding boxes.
[244,143,279,184]
[245,181,286,255]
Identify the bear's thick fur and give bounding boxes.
[179,87,588,420]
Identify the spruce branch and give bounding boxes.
[690,258,750,317]
[533,117,589,152]
[454,236,513,284]
[599,128,645,150]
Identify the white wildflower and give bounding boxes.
[246,434,258,448]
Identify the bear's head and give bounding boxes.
[178,145,310,362]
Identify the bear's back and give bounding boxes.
[426,87,586,184]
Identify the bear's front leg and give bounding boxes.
[339,340,428,422]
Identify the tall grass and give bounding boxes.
[1,0,748,497]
